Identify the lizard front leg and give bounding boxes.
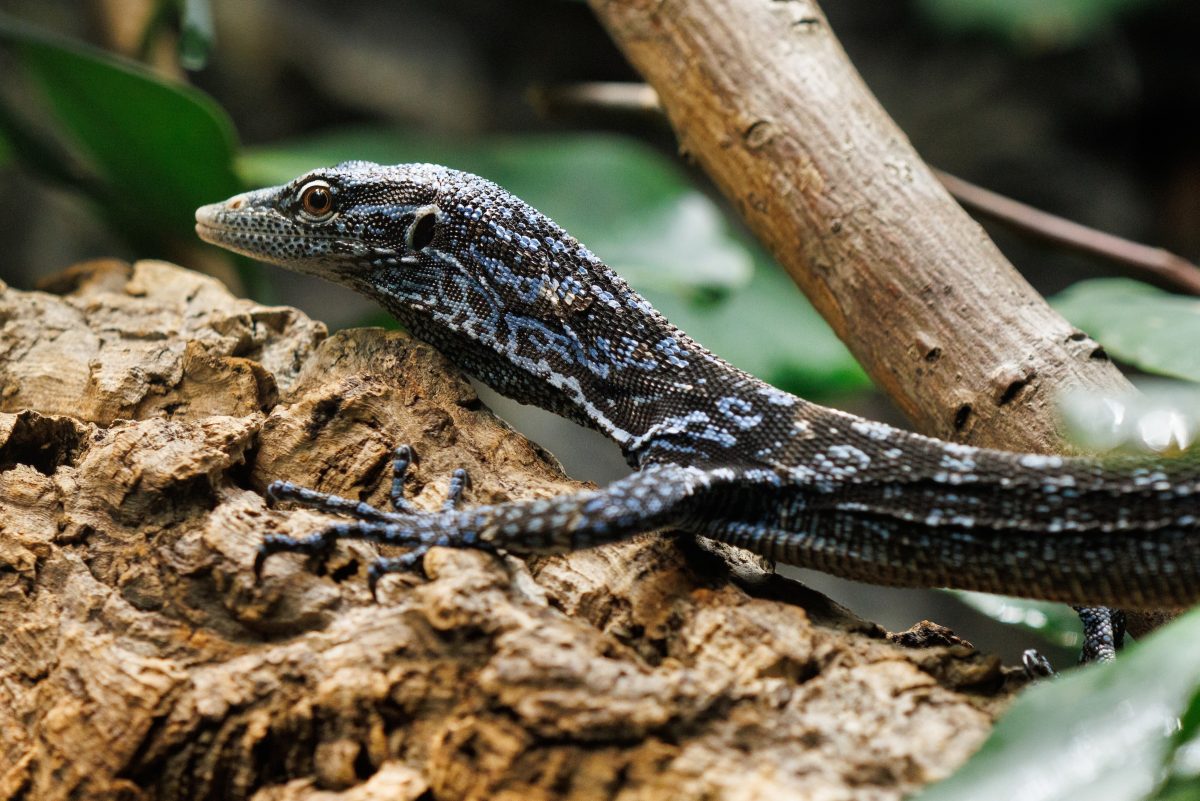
[257,452,714,595]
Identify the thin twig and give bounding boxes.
[537,81,1200,297]
[932,170,1200,296]
[529,82,662,117]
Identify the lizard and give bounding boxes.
[195,161,1200,665]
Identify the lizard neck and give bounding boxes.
[342,250,771,462]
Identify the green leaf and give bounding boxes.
[1153,775,1200,801]
[0,15,239,245]
[917,606,1200,801]
[1051,279,1200,384]
[242,129,870,396]
[917,0,1162,47]
[951,592,1083,649]
[1152,688,1200,798]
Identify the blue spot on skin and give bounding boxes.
[717,396,763,430]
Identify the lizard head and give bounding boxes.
[195,161,453,282]
[195,161,613,313]
[195,160,629,334]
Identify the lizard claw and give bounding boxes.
[253,535,285,581]
[366,546,431,600]
[253,531,335,581]
[443,467,471,511]
[1021,648,1055,679]
[265,479,291,503]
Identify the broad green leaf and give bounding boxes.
[917,606,1200,801]
[951,592,1083,649]
[0,15,239,245]
[1051,279,1200,384]
[242,129,870,396]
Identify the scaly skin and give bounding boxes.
[195,162,1199,622]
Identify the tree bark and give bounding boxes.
[586,0,1132,452]
[0,260,1015,801]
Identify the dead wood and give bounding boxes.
[0,260,1013,800]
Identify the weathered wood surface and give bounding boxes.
[0,260,1013,800]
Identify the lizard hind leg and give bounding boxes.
[1020,605,1126,679]
[1074,605,1126,664]
[258,461,711,593]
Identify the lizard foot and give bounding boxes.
[1021,649,1055,679]
[257,445,474,598]
[1020,605,1126,679]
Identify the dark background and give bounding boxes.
[3,0,1198,662]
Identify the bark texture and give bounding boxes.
[587,0,1133,452]
[0,260,1014,801]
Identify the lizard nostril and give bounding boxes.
[228,197,246,210]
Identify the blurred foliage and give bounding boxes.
[1052,279,1200,384]
[136,0,215,70]
[0,13,239,251]
[1155,690,1200,800]
[177,0,215,70]
[918,607,1200,801]
[917,0,1165,47]
[1059,381,1200,456]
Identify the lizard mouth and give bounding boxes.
[195,202,353,274]
[194,201,252,248]
[193,215,261,259]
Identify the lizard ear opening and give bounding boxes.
[407,208,438,251]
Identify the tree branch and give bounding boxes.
[587,0,1133,452]
[932,169,1200,296]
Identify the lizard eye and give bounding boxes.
[298,180,336,221]
[407,208,438,250]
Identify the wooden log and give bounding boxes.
[0,260,1011,800]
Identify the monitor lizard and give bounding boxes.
[195,162,1200,665]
